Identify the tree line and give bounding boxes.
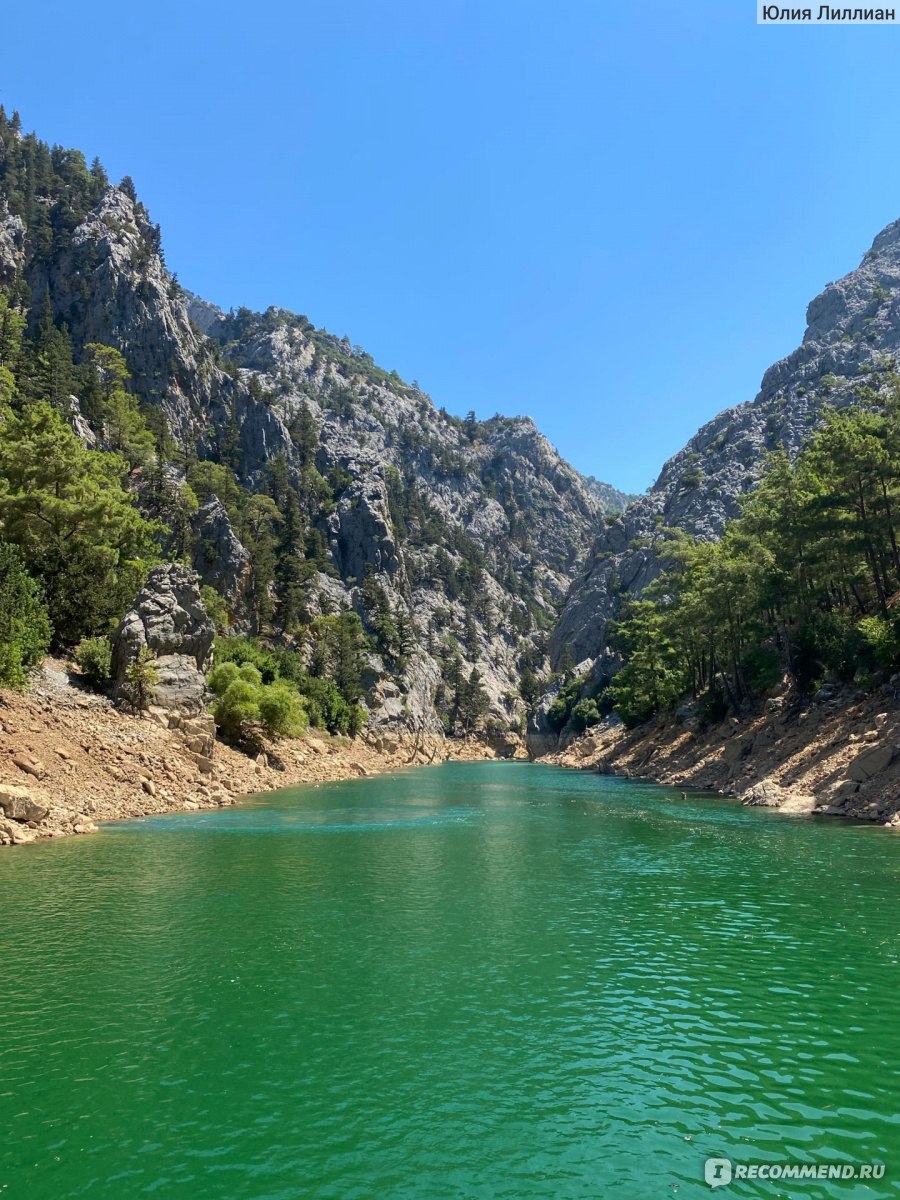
[608,385,900,726]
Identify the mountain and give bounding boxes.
[547,218,900,698]
[581,475,636,515]
[0,109,626,736]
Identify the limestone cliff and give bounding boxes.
[0,117,626,735]
[548,219,900,697]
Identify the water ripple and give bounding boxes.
[2,763,899,1198]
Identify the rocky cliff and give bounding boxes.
[187,301,622,730]
[548,218,900,696]
[0,113,627,735]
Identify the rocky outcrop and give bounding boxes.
[583,476,636,514]
[329,470,403,582]
[550,218,900,679]
[739,781,816,813]
[112,564,215,715]
[0,206,24,285]
[191,497,251,613]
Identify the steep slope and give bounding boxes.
[183,301,613,730]
[549,219,900,684]
[0,111,625,735]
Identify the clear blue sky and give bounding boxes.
[3,1,900,492]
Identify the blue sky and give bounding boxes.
[3,1,900,492]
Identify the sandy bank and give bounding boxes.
[0,661,511,847]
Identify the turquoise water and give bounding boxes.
[1,761,900,1198]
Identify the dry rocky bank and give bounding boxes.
[0,661,516,848]
[541,688,900,825]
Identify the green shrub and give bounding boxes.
[212,635,367,736]
[210,666,309,741]
[212,678,261,739]
[547,672,590,732]
[75,635,113,689]
[301,676,358,734]
[258,683,308,737]
[696,686,728,727]
[124,646,158,712]
[214,636,279,681]
[740,644,781,692]
[207,660,242,696]
[571,697,601,732]
[235,662,262,688]
[200,585,230,635]
[793,611,863,691]
[858,614,900,670]
[0,542,51,688]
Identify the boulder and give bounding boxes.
[150,654,209,712]
[0,784,49,823]
[180,716,216,758]
[490,732,526,759]
[848,743,899,782]
[11,752,44,779]
[112,564,214,714]
[723,736,754,770]
[0,816,36,844]
[740,781,816,812]
[829,780,861,805]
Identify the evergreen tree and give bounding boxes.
[0,401,159,643]
[0,542,51,687]
[83,343,155,466]
[459,667,490,733]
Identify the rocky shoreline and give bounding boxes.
[541,687,900,825]
[0,662,517,848]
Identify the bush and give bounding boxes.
[300,675,365,735]
[207,660,242,696]
[213,635,367,736]
[200,585,230,635]
[214,636,279,682]
[547,672,589,733]
[609,674,659,728]
[212,678,261,740]
[858,614,900,670]
[740,644,781,692]
[347,704,367,737]
[793,611,863,691]
[696,686,728,727]
[124,646,158,712]
[75,635,113,689]
[0,542,51,688]
[210,664,308,741]
[570,698,601,732]
[258,683,308,737]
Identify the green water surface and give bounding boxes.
[2,761,900,1199]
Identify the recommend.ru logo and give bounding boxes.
[704,1157,886,1188]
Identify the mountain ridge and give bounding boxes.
[0,109,626,736]
[546,216,900,709]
